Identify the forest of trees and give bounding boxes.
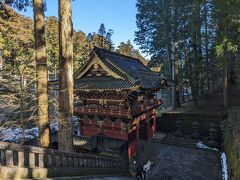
[135,0,239,109]
[0,1,147,149]
[0,0,239,152]
[0,5,147,94]
[0,4,146,81]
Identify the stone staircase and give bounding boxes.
[151,132,167,143]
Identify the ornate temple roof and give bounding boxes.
[74,47,167,91]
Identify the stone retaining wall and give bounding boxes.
[157,112,227,141]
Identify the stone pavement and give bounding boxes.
[51,140,222,180]
[50,176,134,180]
[46,175,134,180]
[90,141,221,180]
[80,177,134,180]
[140,142,222,180]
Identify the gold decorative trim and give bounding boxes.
[75,52,124,80]
[75,84,140,92]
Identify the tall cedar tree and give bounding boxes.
[135,0,234,107]
[33,0,50,148]
[58,0,73,151]
[45,16,59,80]
[98,23,106,48]
[0,3,36,144]
[171,0,180,108]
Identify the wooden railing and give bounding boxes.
[134,99,162,116]
[74,107,131,118]
[0,141,128,179]
[74,99,162,118]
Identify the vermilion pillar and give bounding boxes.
[153,110,157,134]
[136,122,140,148]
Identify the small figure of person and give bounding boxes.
[143,160,154,180]
[142,168,146,180]
[135,163,143,180]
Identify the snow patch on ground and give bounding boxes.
[221,152,228,180]
[0,122,58,143]
[196,142,228,180]
[196,141,219,151]
[0,127,39,142]
[0,127,22,142]
[50,122,58,131]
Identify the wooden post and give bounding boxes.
[58,0,74,152]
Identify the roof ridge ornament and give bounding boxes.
[94,46,141,62]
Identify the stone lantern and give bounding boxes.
[175,120,183,137]
[192,121,200,139]
[208,126,218,147]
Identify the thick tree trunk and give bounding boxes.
[191,0,202,100]
[175,57,181,108]
[33,0,50,148]
[204,0,210,93]
[223,56,228,110]
[171,0,180,109]
[198,14,204,97]
[171,40,176,109]
[58,0,73,152]
[183,33,199,106]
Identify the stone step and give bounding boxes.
[43,174,134,180]
[151,132,167,143]
[162,134,201,148]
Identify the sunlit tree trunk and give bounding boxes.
[33,0,51,148]
[58,0,73,152]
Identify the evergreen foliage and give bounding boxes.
[135,0,240,107]
[0,4,36,144]
[116,40,148,65]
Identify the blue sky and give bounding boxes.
[16,0,142,53]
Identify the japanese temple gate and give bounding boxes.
[73,47,167,157]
